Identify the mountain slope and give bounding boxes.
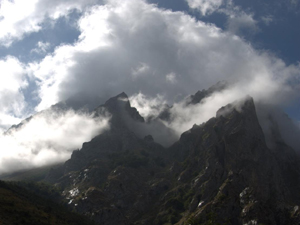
[168,97,300,224]
[45,93,300,225]
[0,181,95,225]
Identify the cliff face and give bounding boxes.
[168,97,300,225]
[46,93,300,225]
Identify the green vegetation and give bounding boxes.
[0,181,95,225]
[183,189,196,209]
[184,211,221,225]
[14,181,62,201]
[156,208,182,225]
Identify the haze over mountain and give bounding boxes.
[0,82,298,175]
[0,0,299,175]
[1,1,300,224]
[0,0,299,124]
[38,91,300,225]
[0,88,300,224]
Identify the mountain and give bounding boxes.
[153,81,228,123]
[187,80,228,105]
[4,92,105,136]
[43,92,300,225]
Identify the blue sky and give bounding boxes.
[0,0,299,127]
[0,0,300,173]
[151,0,300,64]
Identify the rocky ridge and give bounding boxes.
[45,91,300,225]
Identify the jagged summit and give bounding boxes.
[45,94,300,225]
[158,81,230,123]
[216,95,255,117]
[104,92,129,106]
[97,92,144,124]
[3,88,300,225]
[116,91,128,99]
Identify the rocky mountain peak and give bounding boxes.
[97,92,144,125]
[216,95,256,117]
[104,92,128,107]
[32,92,300,225]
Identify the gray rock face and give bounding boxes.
[46,92,300,225]
[168,97,299,224]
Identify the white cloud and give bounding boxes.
[261,15,274,26]
[163,73,294,136]
[131,63,150,79]
[31,41,51,54]
[129,93,167,120]
[186,0,259,35]
[166,73,177,84]
[131,56,299,137]
[0,56,28,131]
[28,44,77,111]
[222,10,259,35]
[186,0,224,15]
[0,0,101,46]
[0,108,110,174]
[0,0,299,172]
[26,0,299,115]
[0,112,23,133]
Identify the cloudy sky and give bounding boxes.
[0,0,299,173]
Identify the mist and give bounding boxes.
[130,78,300,150]
[0,108,110,174]
[26,0,299,140]
[1,0,300,173]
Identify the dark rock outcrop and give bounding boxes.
[46,93,300,225]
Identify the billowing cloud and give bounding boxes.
[166,75,296,136]
[0,108,110,174]
[0,0,101,46]
[130,72,300,149]
[1,0,300,172]
[0,56,28,131]
[31,41,51,55]
[131,68,296,136]
[129,93,167,121]
[27,0,299,113]
[185,0,224,15]
[220,8,259,35]
[186,0,259,35]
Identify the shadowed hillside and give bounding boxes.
[0,181,95,225]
